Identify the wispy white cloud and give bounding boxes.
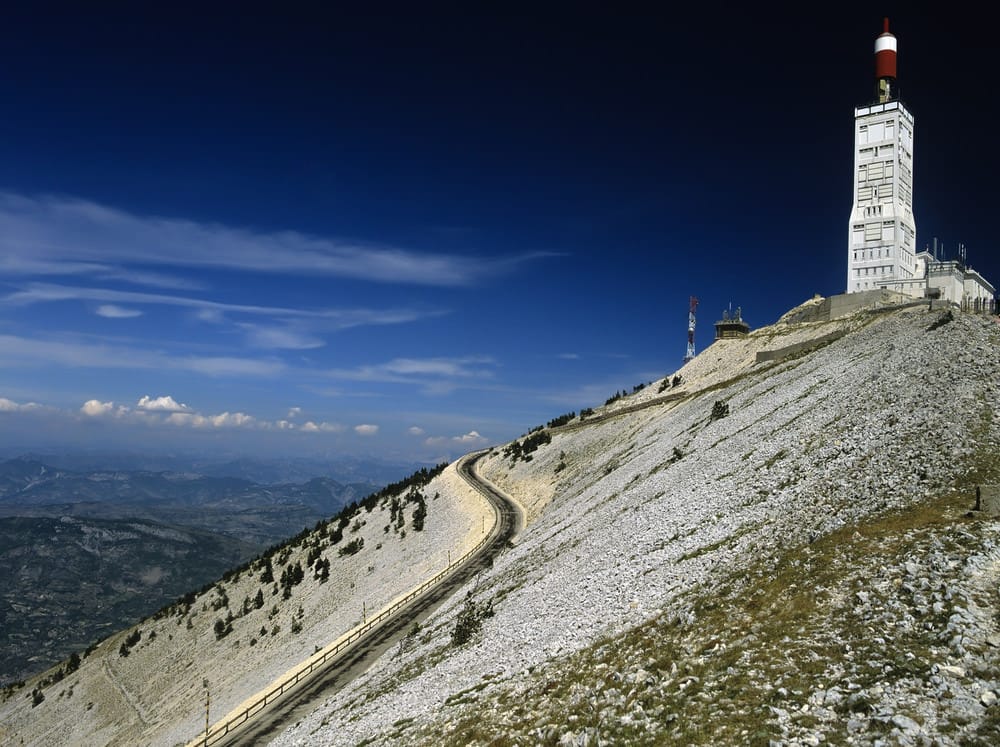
[236,323,325,350]
[96,304,143,318]
[6,391,357,440]
[4,282,441,330]
[287,406,302,419]
[0,397,49,413]
[2,282,445,354]
[0,257,201,290]
[81,399,128,417]
[196,308,225,323]
[407,426,425,436]
[301,420,344,433]
[0,192,556,286]
[137,395,192,412]
[0,333,286,378]
[327,356,496,384]
[165,411,257,429]
[424,430,489,447]
[178,356,287,377]
[323,355,499,397]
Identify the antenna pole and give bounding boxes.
[683,296,699,363]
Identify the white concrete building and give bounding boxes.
[847,20,918,295]
[845,19,995,312]
[962,267,996,311]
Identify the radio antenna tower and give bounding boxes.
[684,296,698,363]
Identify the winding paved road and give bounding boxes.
[199,450,521,747]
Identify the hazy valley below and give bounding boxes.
[0,456,390,685]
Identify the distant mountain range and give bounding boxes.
[4,451,420,486]
[0,456,381,545]
[0,455,391,683]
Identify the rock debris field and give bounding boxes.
[272,303,1000,746]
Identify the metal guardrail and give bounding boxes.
[191,452,499,746]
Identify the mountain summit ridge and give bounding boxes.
[274,300,1000,745]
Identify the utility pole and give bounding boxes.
[203,679,210,747]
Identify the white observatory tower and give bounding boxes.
[846,18,918,294]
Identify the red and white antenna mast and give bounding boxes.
[683,296,698,363]
[875,17,898,103]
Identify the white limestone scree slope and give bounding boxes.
[267,300,1000,746]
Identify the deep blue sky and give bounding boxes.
[1,4,996,462]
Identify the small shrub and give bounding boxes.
[338,538,364,557]
[605,390,626,406]
[452,594,495,646]
[547,412,575,429]
[315,557,330,583]
[213,619,232,640]
[118,629,142,657]
[412,505,426,531]
[711,400,730,421]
